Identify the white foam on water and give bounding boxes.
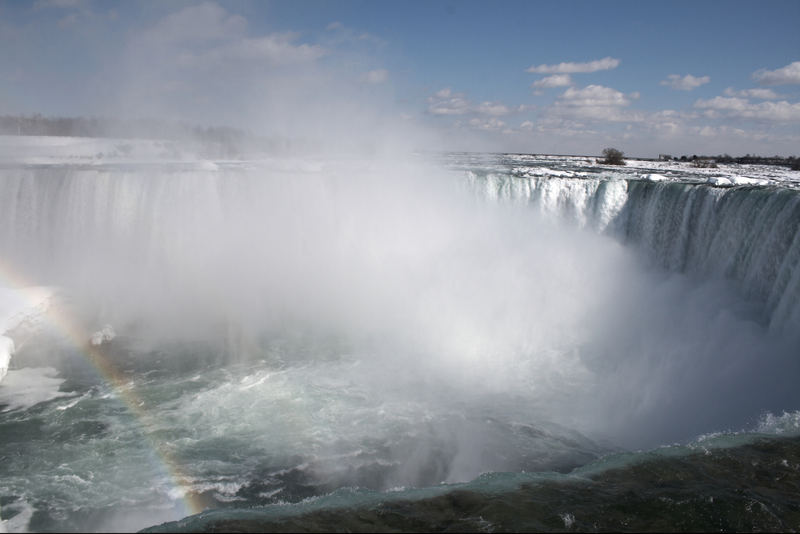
[89,325,116,346]
[0,367,69,412]
[55,391,90,411]
[755,411,800,435]
[0,337,13,383]
[0,286,54,384]
[0,500,34,533]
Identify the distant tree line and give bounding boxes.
[659,152,800,170]
[599,147,800,171]
[0,114,255,156]
[0,114,311,158]
[1,113,208,138]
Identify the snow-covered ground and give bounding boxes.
[0,286,74,415]
[0,134,230,170]
[0,134,178,163]
[441,151,800,188]
[613,157,799,187]
[0,287,53,383]
[3,135,798,186]
[0,134,340,174]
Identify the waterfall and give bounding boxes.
[467,170,800,332]
[3,163,799,334]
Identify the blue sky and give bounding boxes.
[1,0,799,156]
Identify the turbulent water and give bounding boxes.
[1,149,799,532]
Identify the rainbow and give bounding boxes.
[0,259,206,519]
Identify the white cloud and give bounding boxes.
[559,85,634,107]
[698,125,718,137]
[361,69,388,84]
[526,57,620,74]
[475,101,510,116]
[427,90,510,116]
[427,89,472,115]
[519,120,534,131]
[135,4,326,69]
[533,116,598,137]
[695,96,748,111]
[468,117,506,131]
[652,120,681,136]
[106,1,363,137]
[143,2,247,45]
[531,74,572,88]
[723,87,781,100]
[660,74,710,91]
[323,20,385,47]
[753,61,800,85]
[205,33,327,65]
[695,96,800,121]
[34,0,101,27]
[688,124,758,140]
[550,85,642,122]
[33,0,85,9]
[57,13,79,27]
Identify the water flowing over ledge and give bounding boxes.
[466,164,800,332]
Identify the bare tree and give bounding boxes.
[600,147,625,165]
